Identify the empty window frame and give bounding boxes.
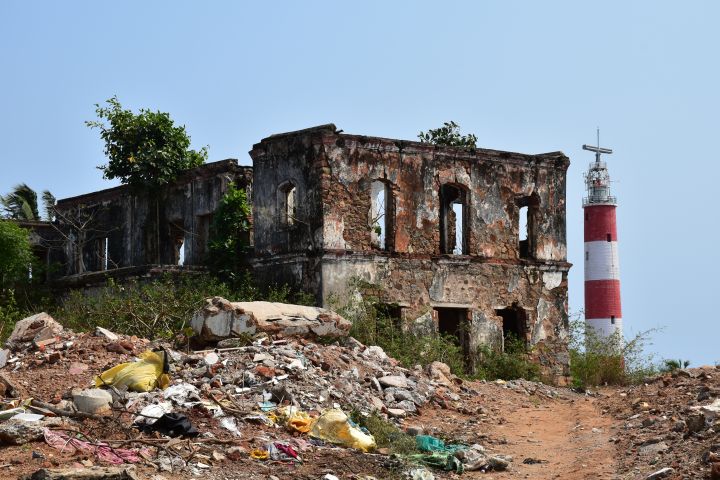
[496,305,528,351]
[278,182,297,226]
[440,184,468,255]
[516,194,540,259]
[369,180,392,250]
[96,237,109,271]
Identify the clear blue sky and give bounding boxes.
[1,1,718,365]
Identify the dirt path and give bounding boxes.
[487,396,617,479]
[416,385,619,480]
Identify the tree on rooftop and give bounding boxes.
[87,96,207,190]
[418,121,477,148]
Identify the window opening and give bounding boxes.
[279,182,297,226]
[517,194,540,259]
[610,316,615,325]
[374,303,402,329]
[606,233,612,242]
[178,239,185,265]
[440,184,468,255]
[585,251,589,261]
[370,180,391,250]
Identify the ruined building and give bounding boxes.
[251,125,571,381]
[23,124,571,380]
[26,160,251,288]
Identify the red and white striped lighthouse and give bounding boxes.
[583,139,622,338]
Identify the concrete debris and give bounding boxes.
[73,388,113,414]
[191,297,352,343]
[22,467,139,480]
[6,312,63,350]
[0,420,45,445]
[94,327,119,341]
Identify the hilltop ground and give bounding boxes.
[0,323,716,480]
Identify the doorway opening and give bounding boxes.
[495,305,528,352]
[435,307,470,361]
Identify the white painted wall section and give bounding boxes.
[584,241,620,281]
[586,317,623,338]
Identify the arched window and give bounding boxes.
[278,181,297,226]
[369,180,392,250]
[440,184,468,255]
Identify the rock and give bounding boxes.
[488,455,511,471]
[425,361,453,385]
[638,440,669,456]
[645,467,674,480]
[6,312,63,350]
[73,389,113,414]
[204,352,219,366]
[693,399,720,422]
[191,297,351,343]
[378,375,408,389]
[0,348,9,368]
[22,467,139,480]
[0,373,20,397]
[95,327,119,341]
[387,408,406,418]
[0,420,45,445]
[686,412,706,433]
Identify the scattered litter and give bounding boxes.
[95,350,170,392]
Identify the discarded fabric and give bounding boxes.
[43,428,148,465]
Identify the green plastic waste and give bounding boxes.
[415,435,466,454]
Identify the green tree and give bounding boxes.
[0,221,33,292]
[418,121,477,148]
[87,96,207,189]
[1,183,39,220]
[206,184,252,284]
[41,190,56,221]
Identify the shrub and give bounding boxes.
[473,334,541,381]
[57,274,236,340]
[335,280,466,375]
[350,410,418,455]
[568,317,659,388]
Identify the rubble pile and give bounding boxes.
[600,366,720,480]
[0,310,517,479]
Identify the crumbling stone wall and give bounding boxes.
[251,124,571,382]
[40,160,252,280]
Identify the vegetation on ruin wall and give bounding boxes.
[206,184,252,286]
[418,121,477,148]
[87,96,207,189]
[336,279,539,380]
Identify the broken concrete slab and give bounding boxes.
[6,312,63,350]
[191,297,351,343]
[0,420,45,445]
[22,467,139,480]
[377,375,409,389]
[94,326,119,341]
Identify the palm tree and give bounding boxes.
[1,183,39,220]
[41,190,56,221]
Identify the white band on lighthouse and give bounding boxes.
[586,317,623,338]
[584,241,620,281]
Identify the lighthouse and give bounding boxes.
[583,136,622,339]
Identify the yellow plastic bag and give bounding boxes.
[309,409,376,452]
[287,410,315,433]
[94,350,170,392]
